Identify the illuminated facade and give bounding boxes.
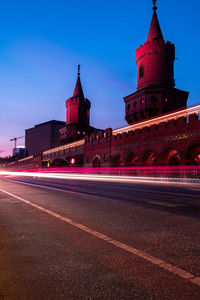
[10,1,200,170]
[59,65,100,144]
[124,2,188,124]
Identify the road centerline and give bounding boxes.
[0,187,200,287]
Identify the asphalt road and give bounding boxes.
[1,176,200,299]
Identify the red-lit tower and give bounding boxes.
[66,65,90,128]
[59,66,98,144]
[124,0,189,124]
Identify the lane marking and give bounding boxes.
[3,179,116,200]
[3,178,200,208]
[0,188,200,287]
[2,179,184,210]
[149,201,177,207]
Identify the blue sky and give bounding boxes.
[0,0,200,156]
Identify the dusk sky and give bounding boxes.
[0,0,200,157]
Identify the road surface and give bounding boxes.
[0,175,200,299]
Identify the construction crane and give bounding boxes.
[10,136,24,149]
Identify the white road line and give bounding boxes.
[0,187,200,287]
[149,201,177,207]
[2,179,184,209]
[4,178,200,205]
[2,173,200,201]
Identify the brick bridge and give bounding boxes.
[10,104,200,170]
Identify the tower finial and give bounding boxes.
[78,64,80,77]
[153,0,157,11]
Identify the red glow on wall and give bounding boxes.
[70,158,75,165]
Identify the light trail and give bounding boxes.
[0,167,200,184]
[4,165,200,173]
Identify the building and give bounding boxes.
[13,146,25,158]
[13,1,200,170]
[25,120,65,156]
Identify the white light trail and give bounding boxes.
[0,171,199,185]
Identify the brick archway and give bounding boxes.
[142,150,156,166]
[50,158,68,167]
[112,154,124,167]
[125,152,139,166]
[162,148,181,166]
[185,144,200,165]
[93,156,101,168]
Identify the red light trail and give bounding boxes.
[0,165,200,184]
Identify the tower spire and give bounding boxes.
[153,0,157,11]
[147,0,163,42]
[78,64,80,77]
[73,64,84,97]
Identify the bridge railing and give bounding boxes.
[113,104,200,135]
[43,139,84,159]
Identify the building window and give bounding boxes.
[134,101,137,107]
[140,98,144,105]
[127,104,130,110]
[139,65,144,78]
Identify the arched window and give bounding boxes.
[139,65,144,78]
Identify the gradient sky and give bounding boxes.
[0,0,200,157]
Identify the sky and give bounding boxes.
[0,0,200,157]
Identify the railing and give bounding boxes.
[18,155,33,162]
[43,139,84,158]
[113,104,200,135]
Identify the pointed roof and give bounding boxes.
[73,65,84,98]
[147,4,164,42]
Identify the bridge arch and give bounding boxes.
[50,158,68,167]
[125,152,139,166]
[185,143,200,165]
[112,153,124,167]
[92,155,101,168]
[162,148,181,166]
[142,150,157,166]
